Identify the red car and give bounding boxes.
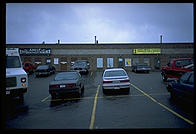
[23,62,36,74]
[161,58,193,81]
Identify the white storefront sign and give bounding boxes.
[97,58,103,68]
[125,58,131,66]
[54,58,59,64]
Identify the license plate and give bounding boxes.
[6,91,10,95]
[113,81,120,84]
[114,87,120,89]
[60,85,66,88]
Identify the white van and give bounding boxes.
[6,48,28,100]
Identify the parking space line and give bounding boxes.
[89,84,100,129]
[41,95,50,102]
[90,71,93,77]
[42,93,170,102]
[130,83,194,125]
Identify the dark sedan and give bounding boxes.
[132,64,151,73]
[167,71,194,104]
[35,64,55,77]
[49,71,84,99]
[71,60,90,74]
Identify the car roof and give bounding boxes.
[57,71,78,75]
[104,68,125,71]
[75,60,88,62]
[173,58,192,61]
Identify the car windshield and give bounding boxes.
[6,56,21,68]
[104,70,127,77]
[55,72,79,81]
[74,62,86,67]
[37,65,49,69]
[137,65,149,68]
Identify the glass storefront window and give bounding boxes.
[97,58,103,68]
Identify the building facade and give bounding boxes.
[6,43,194,72]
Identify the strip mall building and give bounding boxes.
[6,43,194,72]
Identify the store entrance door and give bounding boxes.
[154,57,160,70]
[60,57,67,71]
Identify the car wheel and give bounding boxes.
[170,91,176,101]
[76,88,82,98]
[103,88,108,94]
[19,94,24,102]
[51,93,56,99]
[126,88,130,94]
[81,86,84,94]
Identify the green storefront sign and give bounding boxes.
[133,48,161,54]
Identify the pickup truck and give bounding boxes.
[161,58,193,82]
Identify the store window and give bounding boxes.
[144,58,150,66]
[125,58,131,67]
[118,58,123,68]
[107,58,113,68]
[97,58,103,68]
[54,58,59,65]
[46,58,51,64]
[132,58,139,65]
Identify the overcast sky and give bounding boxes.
[6,3,193,44]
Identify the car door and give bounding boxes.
[180,72,194,100]
[177,72,193,99]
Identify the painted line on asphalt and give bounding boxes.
[90,71,93,77]
[130,83,194,125]
[42,93,170,102]
[89,84,100,130]
[41,95,50,102]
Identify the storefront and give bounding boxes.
[6,43,194,71]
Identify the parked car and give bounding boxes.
[102,68,130,94]
[71,60,90,74]
[167,71,194,104]
[23,62,36,74]
[132,64,151,73]
[35,64,55,77]
[161,58,193,82]
[49,71,84,99]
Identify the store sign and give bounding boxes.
[19,48,51,55]
[125,58,131,67]
[133,48,161,54]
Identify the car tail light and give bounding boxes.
[49,85,59,89]
[103,80,113,84]
[66,83,76,88]
[120,80,130,83]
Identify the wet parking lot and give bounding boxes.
[5,71,194,129]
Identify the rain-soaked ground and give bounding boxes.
[4,71,194,130]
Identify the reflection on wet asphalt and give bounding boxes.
[5,71,194,129]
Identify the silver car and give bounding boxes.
[102,68,130,94]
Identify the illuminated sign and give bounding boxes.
[19,48,51,55]
[133,48,161,54]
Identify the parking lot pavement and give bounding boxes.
[5,71,194,129]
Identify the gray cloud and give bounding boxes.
[6,3,193,43]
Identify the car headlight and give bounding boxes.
[21,77,26,83]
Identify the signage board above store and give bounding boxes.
[19,48,51,55]
[133,48,161,54]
